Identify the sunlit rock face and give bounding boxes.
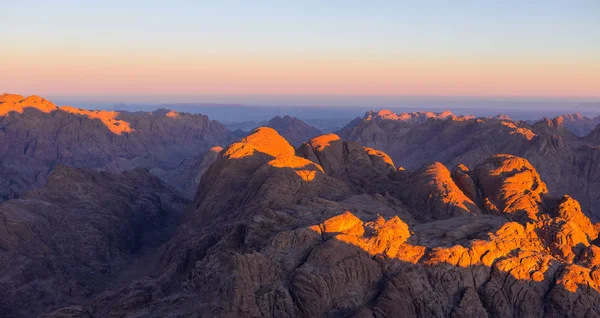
[0,93,58,115]
[398,162,481,220]
[339,109,600,222]
[475,154,548,221]
[0,94,234,200]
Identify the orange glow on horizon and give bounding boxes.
[1,50,599,97]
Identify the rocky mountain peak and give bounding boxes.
[59,106,133,135]
[0,93,59,116]
[225,126,295,159]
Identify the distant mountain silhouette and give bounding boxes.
[265,115,322,146]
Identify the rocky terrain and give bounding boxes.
[9,127,591,317]
[0,166,188,317]
[1,97,600,317]
[339,109,600,221]
[0,94,234,200]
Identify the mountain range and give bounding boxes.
[1,94,600,317]
[338,109,600,221]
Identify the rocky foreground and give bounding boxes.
[2,126,597,317]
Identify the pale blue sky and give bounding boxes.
[1,0,599,98]
[4,1,599,56]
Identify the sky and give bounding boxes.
[1,0,599,101]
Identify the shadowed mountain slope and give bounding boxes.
[0,166,188,317]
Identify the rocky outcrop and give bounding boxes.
[0,94,234,200]
[297,134,396,191]
[475,154,548,221]
[399,162,480,220]
[0,166,188,317]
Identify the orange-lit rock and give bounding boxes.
[316,211,365,238]
[401,162,480,220]
[165,110,180,118]
[501,121,537,140]
[553,195,598,240]
[309,133,341,151]
[298,133,398,189]
[0,93,58,115]
[1,94,134,135]
[451,164,477,202]
[225,127,295,159]
[268,155,323,172]
[364,147,395,168]
[475,154,548,220]
[59,106,133,135]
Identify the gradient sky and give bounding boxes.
[1,0,599,99]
